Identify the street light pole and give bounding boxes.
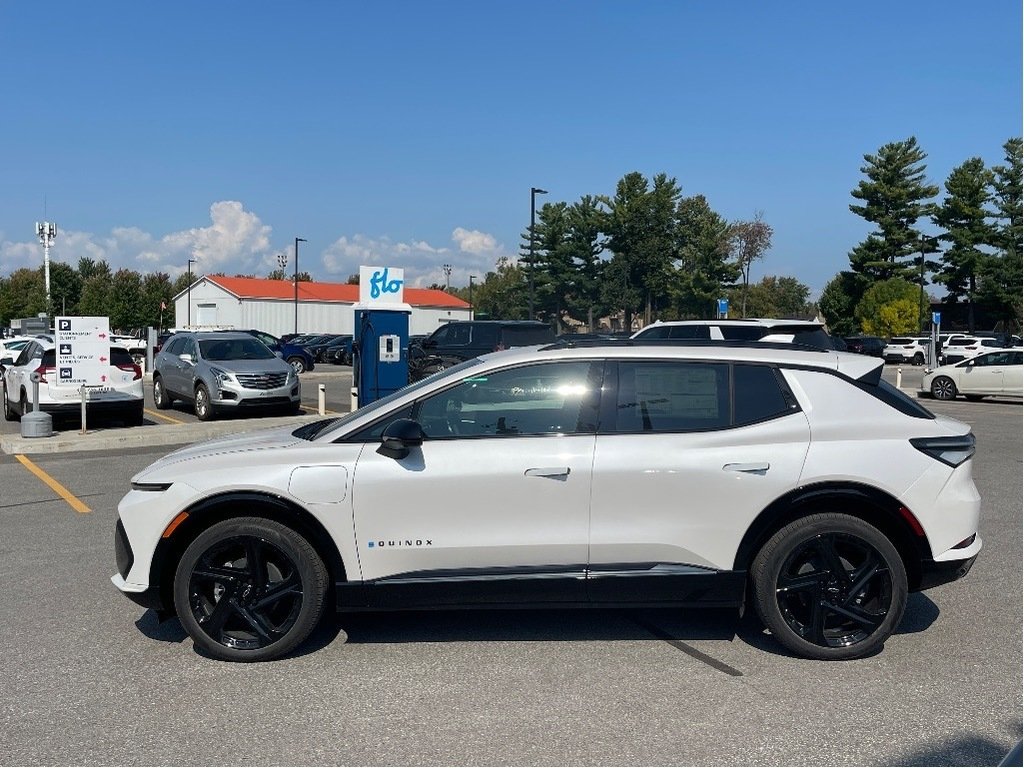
[529,187,548,320]
[187,257,198,326]
[469,275,477,320]
[294,237,306,335]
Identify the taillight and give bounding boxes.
[910,434,976,467]
[35,365,55,383]
[117,363,143,380]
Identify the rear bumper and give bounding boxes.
[40,399,142,415]
[917,554,978,591]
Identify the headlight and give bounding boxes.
[209,366,233,383]
[287,368,296,382]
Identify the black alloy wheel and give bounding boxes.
[931,376,957,401]
[913,352,925,365]
[752,513,907,660]
[173,518,327,662]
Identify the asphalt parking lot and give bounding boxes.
[0,370,1020,765]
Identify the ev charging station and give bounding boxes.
[352,266,411,408]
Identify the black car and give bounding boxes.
[409,321,556,381]
[325,335,355,365]
[845,336,886,357]
[302,334,351,362]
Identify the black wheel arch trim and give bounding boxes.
[733,481,932,591]
[149,490,346,616]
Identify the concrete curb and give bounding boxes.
[1,412,329,456]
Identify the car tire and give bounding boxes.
[287,357,306,374]
[913,352,925,365]
[20,391,29,417]
[194,383,215,421]
[172,517,328,662]
[153,376,173,410]
[931,376,957,401]
[751,512,907,660]
[3,383,18,421]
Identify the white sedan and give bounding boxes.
[921,349,1024,401]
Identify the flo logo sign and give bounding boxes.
[359,266,405,306]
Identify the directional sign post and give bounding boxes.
[55,316,111,434]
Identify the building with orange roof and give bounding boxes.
[172,275,471,337]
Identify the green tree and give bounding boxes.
[471,257,528,320]
[932,158,995,331]
[140,272,174,329]
[531,201,574,330]
[979,137,1023,329]
[108,269,144,331]
[673,195,737,318]
[849,137,939,281]
[728,275,811,319]
[78,264,113,318]
[854,278,923,336]
[0,268,46,327]
[171,272,193,296]
[49,262,82,316]
[563,196,609,331]
[602,172,682,329]
[729,211,773,317]
[818,271,869,336]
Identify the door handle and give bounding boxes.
[723,462,770,474]
[525,467,571,479]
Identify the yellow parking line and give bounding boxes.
[145,408,185,424]
[14,455,91,514]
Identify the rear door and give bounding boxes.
[587,360,810,603]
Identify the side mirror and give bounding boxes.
[377,418,426,460]
[0,356,12,367]
[180,353,194,364]
[275,351,284,358]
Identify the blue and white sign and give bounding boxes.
[932,311,941,326]
[360,266,405,306]
[717,298,729,316]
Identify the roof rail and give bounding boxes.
[539,338,833,353]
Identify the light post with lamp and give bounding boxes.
[469,275,477,320]
[186,257,198,326]
[294,237,306,335]
[529,187,547,320]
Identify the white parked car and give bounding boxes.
[0,335,37,362]
[883,337,931,364]
[113,342,981,662]
[2,340,145,424]
[940,335,985,365]
[922,348,1024,401]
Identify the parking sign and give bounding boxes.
[55,316,111,387]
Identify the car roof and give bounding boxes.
[179,331,258,340]
[638,318,823,329]
[480,340,879,378]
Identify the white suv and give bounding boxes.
[883,337,931,364]
[113,341,981,662]
[632,319,835,349]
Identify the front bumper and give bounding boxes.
[211,382,300,409]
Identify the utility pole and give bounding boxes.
[294,237,306,334]
[36,222,57,315]
[442,263,452,291]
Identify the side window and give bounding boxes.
[719,325,764,341]
[347,405,416,442]
[429,326,451,345]
[164,336,185,355]
[180,338,197,358]
[635,326,670,340]
[668,325,711,339]
[414,361,596,438]
[15,343,37,367]
[612,361,729,432]
[1013,352,1023,365]
[447,324,472,346]
[734,365,791,426]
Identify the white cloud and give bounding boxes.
[452,227,499,255]
[0,205,513,292]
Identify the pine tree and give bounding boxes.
[674,195,738,318]
[932,158,995,331]
[849,137,939,281]
[978,137,1023,329]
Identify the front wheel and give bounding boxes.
[751,513,907,660]
[287,357,306,374]
[931,376,957,401]
[153,376,173,409]
[194,383,215,421]
[173,518,327,662]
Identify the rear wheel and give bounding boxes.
[172,517,327,662]
[913,352,925,365]
[287,357,306,374]
[2,383,17,421]
[931,376,957,400]
[751,513,907,660]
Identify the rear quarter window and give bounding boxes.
[734,365,792,425]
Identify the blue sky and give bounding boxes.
[1,2,1020,298]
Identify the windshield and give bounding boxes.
[317,357,485,441]
[199,338,276,361]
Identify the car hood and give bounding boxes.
[132,424,302,481]
[210,359,293,375]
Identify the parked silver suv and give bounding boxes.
[152,332,300,420]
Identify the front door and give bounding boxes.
[350,359,601,607]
